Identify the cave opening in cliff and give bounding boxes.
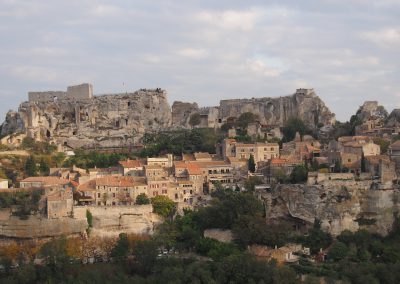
[46,130,51,138]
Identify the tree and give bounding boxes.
[328,241,348,261]
[136,193,150,205]
[39,158,50,175]
[244,176,262,191]
[133,240,159,275]
[290,165,308,183]
[248,154,256,173]
[86,209,93,228]
[111,233,129,258]
[237,112,257,129]
[24,155,37,177]
[189,113,201,128]
[282,117,311,142]
[151,195,176,218]
[361,152,366,173]
[53,152,66,167]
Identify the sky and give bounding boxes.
[0,0,399,122]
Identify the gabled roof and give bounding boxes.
[119,159,142,168]
[21,176,69,186]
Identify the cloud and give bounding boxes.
[362,28,400,46]
[178,48,208,59]
[0,1,399,122]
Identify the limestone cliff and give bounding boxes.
[2,85,336,148]
[263,183,399,236]
[10,88,172,149]
[172,88,335,129]
[355,101,388,122]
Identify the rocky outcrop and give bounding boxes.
[263,183,399,236]
[2,86,336,148]
[218,89,335,129]
[0,110,25,137]
[386,109,400,127]
[12,88,172,149]
[0,211,87,239]
[171,101,199,127]
[73,205,162,238]
[355,101,388,122]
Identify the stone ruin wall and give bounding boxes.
[28,83,93,103]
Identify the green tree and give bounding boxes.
[39,158,50,175]
[248,154,256,173]
[244,176,263,192]
[361,152,366,173]
[151,195,176,218]
[86,209,93,228]
[282,117,311,142]
[290,165,308,183]
[136,193,150,205]
[53,152,66,167]
[133,240,159,275]
[24,155,37,177]
[111,233,129,258]
[237,112,257,129]
[189,113,201,128]
[328,241,348,261]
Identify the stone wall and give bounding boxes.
[0,215,87,239]
[66,83,93,100]
[74,205,161,237]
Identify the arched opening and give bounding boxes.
[116,120,120,128]
[46,130,51,138]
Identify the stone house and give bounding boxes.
[77,176,147,206]
[119,159,144,176]
[222,138,279,165]
[20,176,71,189]
[47,188,73,219]
[147,154,173,167]
[248,245,299,265]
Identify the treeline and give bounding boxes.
[140,128,223,157]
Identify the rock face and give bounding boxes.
[355,101,388,122]
[172,88,335,129]
[2,85,335,148]
[386,109,400,127]
[0,209,87,239]
[0,110,25,137]
[5,85,172,148]
[73,205,162,238]
[263,183,399,236]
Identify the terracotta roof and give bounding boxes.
[77,180,96,192]
[174,161,187,168]
[186,163,202,175]
[390,140,400,150]
[182,153,195,161]
[119,159,142,168]
[94,176,144,187]
[366,154,390,165]
[194,152,212,160]
[21,176,69,185]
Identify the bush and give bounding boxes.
[136,193,150,205]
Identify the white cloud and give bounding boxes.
[178,48,208,59]
[362,28,400,46]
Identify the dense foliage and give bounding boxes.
[140,128,223,157]
[282,117,313,142]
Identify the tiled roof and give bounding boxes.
[21,176,69,185]
[194,152,212,160]
[119,159,142,168]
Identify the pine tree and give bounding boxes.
[25,155,37,177]
[248,154,256,173]
[361,152,366,173]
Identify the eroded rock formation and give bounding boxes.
[263,183,399,236]
[2,85,336,148]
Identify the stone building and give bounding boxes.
[0,178,8,189]
[47,188,73,219]
[77,176,147,206]
[20,176,70,189]
[118,159,143,176]
[222,139,280,165]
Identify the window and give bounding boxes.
[97,193,100,198]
